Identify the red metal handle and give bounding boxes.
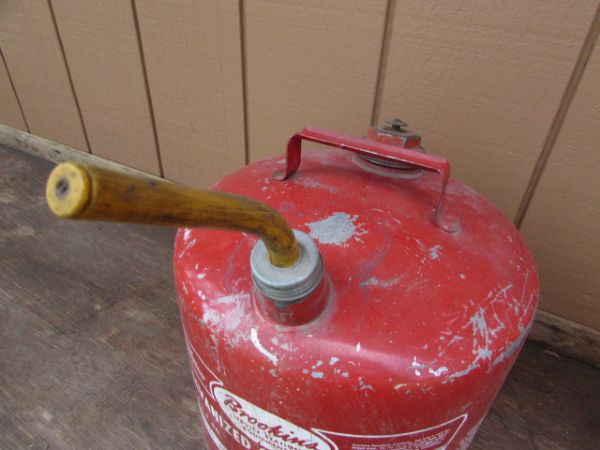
[273,127,458,232]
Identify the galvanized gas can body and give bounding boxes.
[174,128,538,450]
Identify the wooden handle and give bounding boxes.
[46,162,300,268]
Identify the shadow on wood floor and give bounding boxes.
[1,145,598,449]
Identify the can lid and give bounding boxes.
[250,230,323,303]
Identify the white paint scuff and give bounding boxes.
[411,357,426,369]
[429,245,442,260]
[360,276,401,288]
[250,328,278,365]
[215,293,246,305]
[307,212,360,245]
[358,377,375,391]
[271,336,293,352]
[428,366,449,377]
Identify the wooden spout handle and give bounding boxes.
[46,162,300,268]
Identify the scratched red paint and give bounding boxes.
[174,128,539,450]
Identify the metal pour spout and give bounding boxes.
[46,162,301,268]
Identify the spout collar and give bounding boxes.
[250,230,323,303]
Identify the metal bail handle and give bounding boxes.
[273,127,459,233]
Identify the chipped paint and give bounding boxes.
[358,377,374,391]
[394,383,407,390]
[329,357,339,366]
[214,293,246,305]
[411,357,426,369]
[271,336,293,352]
[428,366,449,377]
[295,177,339,194]
[202,308,222,328]
[448,335,464,345]
[340,372,349,378]
[488,283,514,304]
[307,212,359,245]
[311,371,324,379]
[200,292,247,333]
[429,245,442,260]
[442,304,501,383]
[492,328,528,367]
[360,276,401,288]
[250,328,278,365]
[469,309,489,338]
[355,342,361,352]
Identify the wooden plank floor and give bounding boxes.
[1,145,599,450]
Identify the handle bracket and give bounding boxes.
[273,127,459,233]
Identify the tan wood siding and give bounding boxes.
[135,0,245,188]
[0,52,27,131]
[244,0,388,161]
[521,39,600,331]
[0,0,88,151]
[51,0,160,175]
[377,0,598,219]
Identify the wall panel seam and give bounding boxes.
[239,0,250,165]
[0,48,30,132]
[514,2,600,227]
[131,0,164,178]
[370,0,396,126]
[47,0,92,153]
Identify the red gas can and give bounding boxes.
[174,126,539,449]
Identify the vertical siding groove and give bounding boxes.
[239,0,250,165]
[0,48,30,132]
[370,0,396,126]
[131,0,164,177]
[46,0,91,153]
[514,2,600,227]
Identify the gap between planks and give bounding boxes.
[514,3,600,227]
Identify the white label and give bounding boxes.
[215,387,330,450]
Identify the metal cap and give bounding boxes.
[250,230,323,303]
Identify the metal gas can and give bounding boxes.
[173,127,539,450]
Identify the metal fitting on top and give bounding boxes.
[250,230,323,303]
